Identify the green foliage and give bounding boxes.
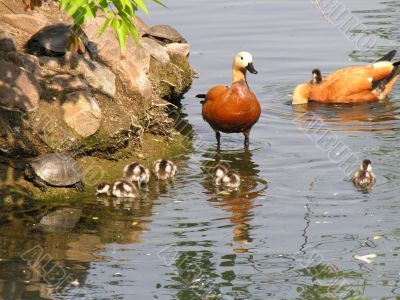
[59,0,165,49]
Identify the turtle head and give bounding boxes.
[24,164,34,179]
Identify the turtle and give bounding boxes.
[26,23,97,60]
[25,153,85,192]
[143,24,187,45]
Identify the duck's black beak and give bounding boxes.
[246,62,258,74]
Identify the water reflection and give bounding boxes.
[292,99,399,132]
[201,149,267,251]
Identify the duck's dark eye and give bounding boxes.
[241,56,244,60]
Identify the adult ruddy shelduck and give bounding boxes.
[199,51,261,148]
[293,50,400,105]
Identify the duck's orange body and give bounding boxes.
[293,51,400,105]
[202,80,261,133]
[200,51,261,148]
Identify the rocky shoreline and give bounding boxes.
[0,1,193,158]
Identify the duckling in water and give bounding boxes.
[352,159,376,189]
[310,69,323,84]
[222,171,241,189]
[213,165,229,186]
[213,165,241,189]
[96,180,138,198]
[153,159,177,180]
[96,182,114,196]
[123,162,150,186]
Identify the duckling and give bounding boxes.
[123,162,150,186]
[95,182,114,196]
[213,165,241,189]
[310,69,323,84]
[153,159,177,180]
[95,180,138,198]
[352,159,376,189]
[112,180,138,198]
[222,171,241,189]
[213,165,229,186]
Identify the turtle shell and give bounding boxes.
[30,153,83,186]
[26,23,96,59]
[29,23,71,53]
[144,25,186,44]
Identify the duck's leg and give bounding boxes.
[243,130,250,149]
[215,131,221,148]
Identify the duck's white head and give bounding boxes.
[233,51,258,74]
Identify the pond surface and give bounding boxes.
[2,0,400,299]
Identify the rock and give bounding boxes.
[47,74,88,92]
[134,17,150,36]
[0,31,16,52]
[0,61,41,112]
[62,91,102,137]
[141,37,170,65]
[165,43,191,58]
[73,57,116,98]
[4,52,41,78]
[1,13,49,35]
[39,56,62,69]
[84,17,152,100]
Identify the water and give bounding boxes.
[2,0,400,299]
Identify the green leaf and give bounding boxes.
[65,0,88,16]
[133,0,149,14]
[152,0,167,8]
[59,0,69,10]
[121,15,138,43]
[98,17,112,37]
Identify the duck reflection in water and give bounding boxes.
[201,149,267,250]
[292,99,397,131]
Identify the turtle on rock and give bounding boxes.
[26,23,97,60]
[143,24,187,45]
[25,153,85,192]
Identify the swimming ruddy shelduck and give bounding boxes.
[153,159,177,180]
[293,50,400,105]
[352,159,376,190]
[199,51,261,148]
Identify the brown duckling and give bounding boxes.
[153,159,177,180]
[310,69,323,84]
[352,159,376,189]
[123,162,150,186]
